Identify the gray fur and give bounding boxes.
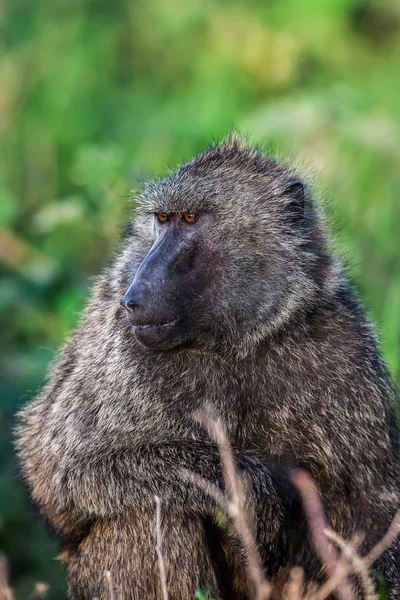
[16,136,400,599]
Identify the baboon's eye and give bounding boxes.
[182,213,197,224]
[156,213,169,223]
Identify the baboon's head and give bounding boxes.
[120,137,339,352]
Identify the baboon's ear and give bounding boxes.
[282,179,305,220]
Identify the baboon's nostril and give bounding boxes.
[121,285,144,313]
[126,300,139,313]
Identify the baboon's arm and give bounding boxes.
[17,389,301,573]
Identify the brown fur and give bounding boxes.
[16,136,400,599]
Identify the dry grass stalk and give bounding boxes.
[312,559,350,600]
[106,571,117,600]
[291,469,355,600]
[0,553,50,600]
[311,534,363,600]
[0,554,15,600]
[292,471,400,600]
[182,410,272,600]
[285,567,305,600]
[154,496,169,600]
[27,583,49,600]
[364,510,400,566]
[325,531,378,600]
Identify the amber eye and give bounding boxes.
[183,213,197,223]
[156,213,169,223]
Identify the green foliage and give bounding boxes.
[1,0,400,596]
[375,570,389,600]
[195,589,219,600]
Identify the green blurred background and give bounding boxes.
[1,0,400,597]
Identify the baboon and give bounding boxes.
[16,136,400,599]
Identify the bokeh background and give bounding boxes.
[1,0,400,597]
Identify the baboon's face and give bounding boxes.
[121,211,221,351]
[121,159,320,352]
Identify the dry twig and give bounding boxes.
[364,510,400,566]
[325,530,378,600]
[182,410,271,600]
[291,469,355,600]
[106,570,117,600]
[27,583,49,600]
[154,496,169,600]
[312,559,350,600]
[0,554,15,600]
[285,567,305,600]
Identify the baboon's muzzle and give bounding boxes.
[121,226,204,349]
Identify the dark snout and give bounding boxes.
[121,280,179,326]
[121,228,200,349]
